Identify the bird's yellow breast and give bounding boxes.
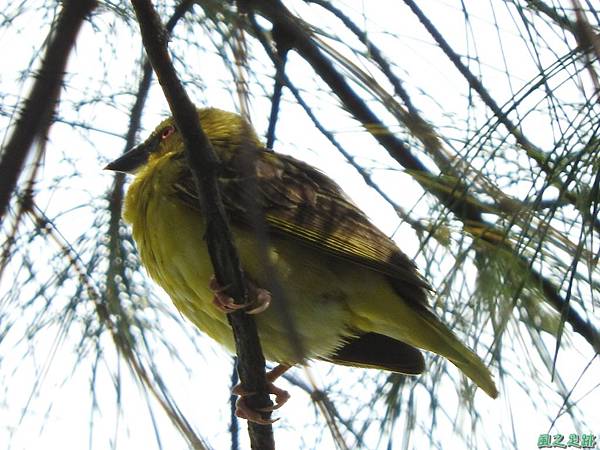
[123,151,363,364]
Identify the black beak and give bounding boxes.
[104,140,155,173]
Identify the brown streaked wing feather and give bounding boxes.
[173,146,430,306]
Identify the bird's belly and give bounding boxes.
[134,193,354,365]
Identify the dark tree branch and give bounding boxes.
[0,0,97,222]
[525,0,578,33]
[129,1,275,448]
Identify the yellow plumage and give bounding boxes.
[107,107,498,399]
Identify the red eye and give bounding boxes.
[160,125,175,140]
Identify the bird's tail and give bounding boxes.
[382,306,498,398]
[419,309,498,398]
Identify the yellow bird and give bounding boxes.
[106,107,497,422]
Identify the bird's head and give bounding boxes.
[105,107,261,174]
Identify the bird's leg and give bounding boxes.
[209,274,271,315]
[233,364,292,424]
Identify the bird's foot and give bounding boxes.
[233,364,291,424]
[209,275,271,314]
[209,275,245,313]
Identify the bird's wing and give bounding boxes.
[174,147,430,306]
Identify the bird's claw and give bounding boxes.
[245,288,271,314]
[209,275,272,315]
[235,397,280,424]
[232,381,290,423]
[232,364,291,424]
